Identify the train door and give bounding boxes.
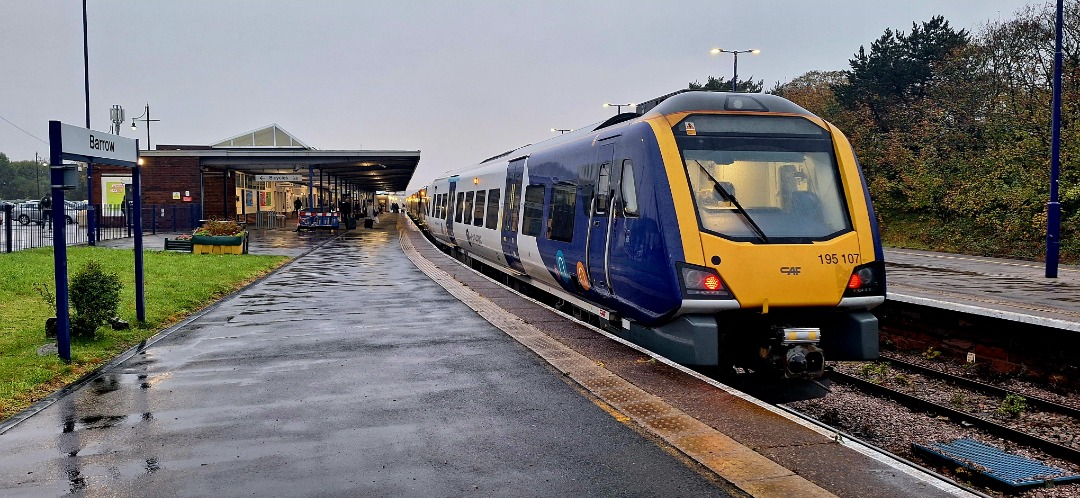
[501,158,526,273]
[606,158,640,293]
[446,176,459,244]
[586,143,616,295]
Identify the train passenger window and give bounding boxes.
[473,190,485,227]
[455,192,465,223]
[522,184,546,237]
[621,160,639,217]
[548,182,577,242]
[463,191,474,225]
[441,194,449,221]
[595,163,610,215]
[486,189,500,230]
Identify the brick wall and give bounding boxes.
[91,156,237,219]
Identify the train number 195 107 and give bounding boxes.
[818,253,860,265]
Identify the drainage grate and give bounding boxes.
[914,438,1080,488]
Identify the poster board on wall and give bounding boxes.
[102,176,132,205]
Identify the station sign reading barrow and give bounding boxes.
[55,121,137,166]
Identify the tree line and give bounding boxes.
[0,154,88,202]
[697,2,1080,262]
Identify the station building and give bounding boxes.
[90,124,420,228]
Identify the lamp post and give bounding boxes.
[130,103,159,151]
[710,48,760,92]
[1046,0,1064,277]
[603,103,635,115]
[551,128,571,134]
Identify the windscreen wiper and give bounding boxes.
[693,161,770,243]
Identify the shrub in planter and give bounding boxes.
[194,219,244,236]
[69,260,123,338]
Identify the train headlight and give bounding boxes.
[678,262,733,299]
[843,261,886,297]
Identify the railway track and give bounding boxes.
[785,348,1080,496]
[827,363,1080,463]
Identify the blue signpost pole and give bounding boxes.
[1046,0,1064,278]
[48,122,72,362]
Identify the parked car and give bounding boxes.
[13,200,81,226]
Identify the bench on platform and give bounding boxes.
[163,238,193,252]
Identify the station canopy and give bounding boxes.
[148,124,420,192]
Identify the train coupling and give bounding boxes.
[778,327,825,378]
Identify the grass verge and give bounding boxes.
[0,246,288,421]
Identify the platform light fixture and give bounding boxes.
[603,103,635,115]
[710,48,760,92]
[130,103,160,150]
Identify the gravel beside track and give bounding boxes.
[785,350,1080,498]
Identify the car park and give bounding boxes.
[13,200,81,226]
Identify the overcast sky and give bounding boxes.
[1,1,1041,193]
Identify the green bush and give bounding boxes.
[997,393,1027,418]
[69,260,122,338]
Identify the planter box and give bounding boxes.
[193,243,244,255]
[192,234,244,246]
[192,232,248,255]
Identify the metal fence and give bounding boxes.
[0,203,203,253]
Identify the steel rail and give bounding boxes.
[880,354,1080,420]
[829,370,1080,463]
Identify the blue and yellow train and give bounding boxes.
[410,89,885,378]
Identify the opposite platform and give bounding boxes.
[885,248,1080,331]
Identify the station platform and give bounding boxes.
[884,248,1080,332]
[2,216,1021,497]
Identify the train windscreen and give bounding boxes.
[674,115,852,243]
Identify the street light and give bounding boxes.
[551,128,572,134]
[603,103,635,115]
[710,48,761,92]
[130,103,159,150]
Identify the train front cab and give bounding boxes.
[647,95,885,379]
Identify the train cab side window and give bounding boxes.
[548,182,577,242]
[595,163,611,215]
[621,159,639,217]
[486,189,501,230]
[522,184,546,237]
[473,190,486,227]
[455,192,465,223]
[463,191,474,225]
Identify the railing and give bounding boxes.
[0,203,203,253]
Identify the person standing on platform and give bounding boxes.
[293,197,302,218]
[339,199,352,221]
[39,193,52,230]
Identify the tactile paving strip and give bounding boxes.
[399,223,836,498]
[914,438,1080,488]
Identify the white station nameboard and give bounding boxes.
[55,121,138,166]
[256,174,304,182]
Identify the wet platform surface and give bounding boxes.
[884,248,1080,330]
[0,216,733,497]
